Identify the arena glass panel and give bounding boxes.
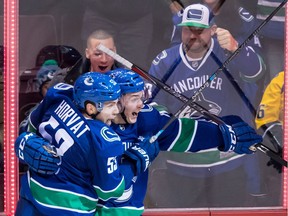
[2,0,288,215]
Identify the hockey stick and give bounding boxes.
[97,44,288,167]
[209,51,283,152]
[183,0,287,104]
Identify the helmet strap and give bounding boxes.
[84,101,101,120]
[120,107,129,124]
[88,112,100,120]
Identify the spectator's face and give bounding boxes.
[181,26,216,56]
[85,37,116,73]
[40,81,51,97]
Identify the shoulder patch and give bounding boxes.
[152,50,168,65]
[101,126,121,142]
[140,104,154,112]
[238,7,254,22]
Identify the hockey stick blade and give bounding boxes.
[97,44,288,166]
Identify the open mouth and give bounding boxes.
[132,112,138,117]
[98,65,108,71]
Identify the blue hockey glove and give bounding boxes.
[15,132,61,175]
[218,115,263,154]
[124,137,160,175]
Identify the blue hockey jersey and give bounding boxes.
[149,40,264,125]
[20,83,127,215]
[97,104,227,215]
[146,37,264,208]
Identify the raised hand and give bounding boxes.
[215,27,239,52]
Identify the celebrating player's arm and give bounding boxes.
[142,99,261,155]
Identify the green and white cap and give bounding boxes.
[178,4,212,29]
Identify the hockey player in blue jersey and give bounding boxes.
[16,69,263,215]
[14,72,160,215]
[96,69,262,215]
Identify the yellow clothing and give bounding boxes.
[255,71,284,129]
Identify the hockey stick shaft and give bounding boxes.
[97,44,287,167]
[188,0,287,102]
[210,51,283,151]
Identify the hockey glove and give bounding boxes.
[218,115,263,154]
[124,137,160,175]
[15,132,61,175]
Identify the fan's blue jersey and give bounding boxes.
[97,104,227,216]
[20,83,127,215]
[149,40,264,126]
[146,36,264,209]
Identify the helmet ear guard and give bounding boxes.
[95,102,104,112]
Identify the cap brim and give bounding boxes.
[178,22,210,28]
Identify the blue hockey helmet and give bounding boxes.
[108,68,144,94]
[73,72,121,111]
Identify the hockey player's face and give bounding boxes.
[86,37,116,73]
[182,26,215,56]
[96,100,120,126]
[120,91,144,124]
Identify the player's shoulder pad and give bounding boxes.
[238,7,254,22]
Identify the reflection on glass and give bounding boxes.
[12,0,285,214]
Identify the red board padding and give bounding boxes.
[211,209,287,216]
[143,209,287,216]
[143,211,210,216]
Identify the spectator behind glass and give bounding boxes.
[255,71,284,205]
[83,30,122,73]
[255,0,285,81]
[81,0,154,70]
[147,3,267,207]
[169,0,266,106]
[255,71,284,170]
[19,59,61,134]
[170,0,262,49]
